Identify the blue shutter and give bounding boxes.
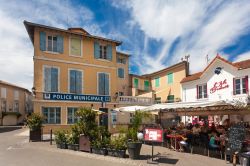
[118,68,124,78]
[98,73,104,95]
[107,44,112,61]
[40,32,46,51]
[76,71,82,94]
[104,74,109,95]
[70,70,76,93]
[94,42,100,59]
[51,68,58,92]
[44,67,51,92]
[57,35,64,53]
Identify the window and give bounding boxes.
[42,107,61,124]
[167,73,173,84]
[197,84,207,99]
[1,88,6,98]
[134,78,139,88]
[67,107,79,124]
[94,42,112,61]
[144,80,149,91]
[155,77,160,87]
[118,92,124,96]
[98,73,110,95]
[13,101,19,112]
[70,38,81,56]
[118,68,125,78]
[14,90,19,100]
[155,97,161,104]
[44,67,59,92]
[234,77,248,95]
[117,57,126,64]
[1,99,6,112]
[69,69,82,94]
[39,32,63,53]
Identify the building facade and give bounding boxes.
[0,80,32,125]
[181,55,250,124]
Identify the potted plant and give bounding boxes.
[54,130,67,149]
[112,134,127,158]
[26,113,43,141]
[91,139,102,154]
[127,110,149,159]
[67,124,80,151]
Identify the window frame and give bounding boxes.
[67,107,80,124]
[69,37,82,57]
[97,72,110,96]
[144,80,150,91]
[43,65,60,92]
[167,72,174,84]
[1,88,6,98]
[42,107,61,124]
[117,68,125,79]
[197,84,208,99]
[234,77,247,95]
[68,68,84,94]
[13,101,19,112]
[47,35,58,53]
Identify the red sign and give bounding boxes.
[144,128,163,142]
[210,79,229,94]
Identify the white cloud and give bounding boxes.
[112,0,250,74]
[235,51,250,62]
[0,0,100,90]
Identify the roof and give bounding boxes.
[117,51,131,57]
[23,20,122,46]
[0,80,31,93]
[181,55,250,83]
[142,61,188,77]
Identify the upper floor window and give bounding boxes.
[94,42,112,61]
[14,90,19,100]
[234,76,248,95]
[117,57,126,64]
[44,66,59,92]
[40,31,64,53]
[70,38,82,56]
[118,68,125,78]
[155,77,160,87]
[167,73,173,84]
[144,80,149,91]
[13,101,19,112]
[1,88,6,98]
[69,69,83,94]
[98,73,110,95]
[197,84,207,99]
[134,78,138,88]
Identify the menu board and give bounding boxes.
[227,124,246,153]
[144,128,163,142]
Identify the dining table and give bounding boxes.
[167,134,183,151]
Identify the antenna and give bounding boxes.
[181,54,190,62]
[206,54,210,65]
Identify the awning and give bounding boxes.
[114,105,148,112]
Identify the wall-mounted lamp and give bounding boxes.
[32,87,36,96]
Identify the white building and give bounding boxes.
[180,55,250,125]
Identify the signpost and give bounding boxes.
[144,128,163,164]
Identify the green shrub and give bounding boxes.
[26,113,43,131]
[54,130,67,145]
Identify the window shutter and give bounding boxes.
[57,35,64,53]
[196,85,199,99]
[121,68,124,78]
[104,74,109,95]
[40,32,46,51]
[233,78,236,95]
[94,42,100,59]
[51,68,58,92]
[44,67,51,92]
[246,75,249,94]
[98,73,104,95]
[107,44,112,61]
[76,71,82,94]
[70,70,76,93]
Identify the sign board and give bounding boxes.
[43,93,111,102]
[110,110,117,125]
[210,79,229,94]
[144,128,163,142]
[227,123,246,153]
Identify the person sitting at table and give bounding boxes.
[179,135,188,152]
[209,131,220,149]
[192,124,201,135]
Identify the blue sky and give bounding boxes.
[0,0,250,89]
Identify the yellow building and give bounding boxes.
[0,80,32,125]
[130,61,189,103]
[24,20,188,133]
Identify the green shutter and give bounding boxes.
[167,73,173,84]
[155,77,160,87]
[167,95,175,103]
[40,31,46,51]
[134,78,138,88]
[144,80,149,91]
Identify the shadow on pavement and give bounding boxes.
[0,126,22,133]
[157,157,179,165]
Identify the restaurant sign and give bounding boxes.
[43,93,111,102]
[210,79,229,94]
[144,128,163,142]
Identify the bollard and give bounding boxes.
[233,153,236,166]
[50,129,52,145]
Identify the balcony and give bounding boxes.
[118,96,153,105]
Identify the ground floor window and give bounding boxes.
[67,107,79,124]
[1,99,6,112]
[42,107,61,124]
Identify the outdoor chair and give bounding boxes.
[208,142,223,159]
[199,133,209,155]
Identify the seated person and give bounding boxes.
[192,124,201,135]
[209,132,220,149]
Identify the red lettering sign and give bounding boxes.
[210,79,229,94]
[144,128,163,142]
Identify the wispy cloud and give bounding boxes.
[112,0,250,74]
